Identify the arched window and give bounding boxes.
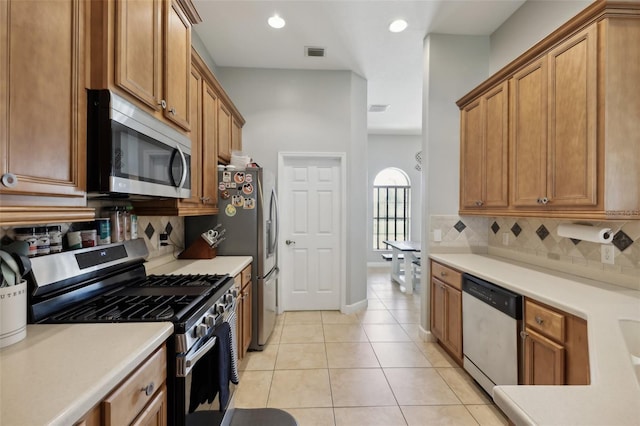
[373,167,411,249]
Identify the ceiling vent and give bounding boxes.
[368,104,390,113]
[305,46,326,57]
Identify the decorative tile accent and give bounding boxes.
[612,230,633,252]
[165,222,173,236]
[145,223,155,240]
[491,222,500,234]
[570,238,581,245]
[536,225,549,241]
[454,220,467,233]
[511,223,522,237]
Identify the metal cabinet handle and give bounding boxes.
[1,173,18,188]
[141,382,155,396]
[535,316,544,325]
[286,239,296,245]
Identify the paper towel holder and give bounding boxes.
[557,222,613,244]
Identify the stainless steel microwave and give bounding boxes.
[87,89,191,199]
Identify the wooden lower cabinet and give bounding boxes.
[522,299,589,385]
[234,264,252,360]
[430,260,463,365]
[75,344,167,426]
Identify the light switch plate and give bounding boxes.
[434,229,442,242]
[502,233,509,246]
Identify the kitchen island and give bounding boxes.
[429,253,640,426]
[0,322,173,426]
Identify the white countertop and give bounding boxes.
[0,323,173,426]
[429,253,640,426]
[146,255,253,278]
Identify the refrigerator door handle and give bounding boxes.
[270,188,279,257]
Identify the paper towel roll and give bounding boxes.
[557,223,614,243]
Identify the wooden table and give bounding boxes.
[382,240,421,294]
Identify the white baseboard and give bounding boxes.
[419,325,436,342]
[341,298,368,314]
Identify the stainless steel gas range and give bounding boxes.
[27,239,237,426]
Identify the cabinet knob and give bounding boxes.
[440,271,447,277]
[535,316,544,325]
[540,197,549,205]
[169,107,177,115]
[159,99,167,109]
[141,382,155,396]
[475,200,484,207]
[1,173,18,188]
[520,330,529,340]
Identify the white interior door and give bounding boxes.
[279,153,344,311]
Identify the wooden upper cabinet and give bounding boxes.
[460,81,508,210]
[202,80,219,207]
[459,2,639,219]
[114,0,163,111]
[0,0,95,225]
[92,0,192,132]
[163,0,191,130]
[232,116,243,153]
[547,24,597,207]
[180,65,203,206]
[511,25,597,209]
[218,101,232,163]
[510,57,548,207]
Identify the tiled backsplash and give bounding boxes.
[429,215,489,252]
[0,216,184,260]
[488,217,639,281]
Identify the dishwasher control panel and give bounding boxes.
[462,273,522,319]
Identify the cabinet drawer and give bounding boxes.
[233,274,241,291]
[104,345,167,426]
[525,299,565,342]
[430,261,462,290]
[241,264,252,288]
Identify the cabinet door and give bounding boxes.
[523,328,565,385]
[241,282,252,356]
[202,82,219,206]
[233,274,242,360]
[163,0,191,130]
[547,24,597,207]
[483,82,509,207]
[0,0,86,199]
[131,384,167,426]
[180,65,203,206]
[510,57,548,207]
[430,278,446,342]
[218,101,232,163]
[444,285,462,360]
[232,117,243,154]
[114,0,162,110]
[460,99,484,208]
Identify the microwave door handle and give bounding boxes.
[176,144,188,189]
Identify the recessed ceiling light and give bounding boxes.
[268,14,285,29]
[388,19,408,33]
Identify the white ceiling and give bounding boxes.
[193,0,525,135]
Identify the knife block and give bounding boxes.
[178,238,217,259]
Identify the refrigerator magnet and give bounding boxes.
[218,183,226,191]
[225,204,237,217]
[221,189,231,200]
[245,174,253,183]
[244,198,255,209]
[242,182,254,195]
[222,171,231,183]
[233,172,245,184]
[232,194,244,207]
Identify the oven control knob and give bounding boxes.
[195,323,208,338]
[224,293,234,304]
[215,304,225,315]
[205,314,216,327]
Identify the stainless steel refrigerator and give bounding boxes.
[216,166,278,350]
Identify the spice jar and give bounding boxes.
[95,218,111,245]
[14,227,38,257]
[81,229,97,248]
[35,226,50,256]
[48,225,63,253]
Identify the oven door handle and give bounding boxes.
[177,336,217,377]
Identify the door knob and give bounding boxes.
[286,240,296,245]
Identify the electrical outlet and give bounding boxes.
[434,229,442,242]
[159,233,169,247]
[502,233,509,246]
[601,245,615,265]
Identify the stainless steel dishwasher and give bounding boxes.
[462,273,522,395]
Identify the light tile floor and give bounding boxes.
[234,267,509,426]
